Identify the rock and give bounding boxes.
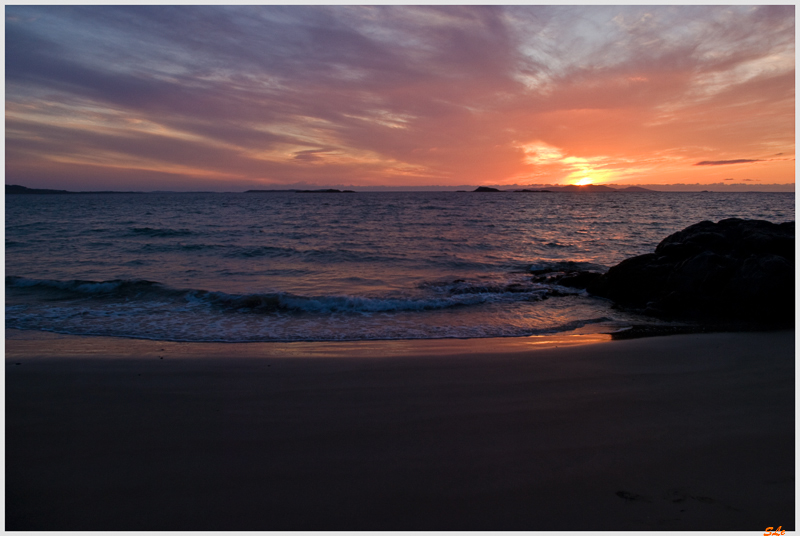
[587,218,795,325]
[529,263,604,289]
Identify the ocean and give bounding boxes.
[6,191,794,343]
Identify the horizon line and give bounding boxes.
[6,183,795,194]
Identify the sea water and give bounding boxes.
[5,191,794,342]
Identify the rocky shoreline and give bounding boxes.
[608,322,790,341]
[538,218,795,331]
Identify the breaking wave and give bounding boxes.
[6,275,554,316]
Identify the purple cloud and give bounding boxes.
[694,159,762,166]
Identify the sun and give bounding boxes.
[574,177,594,186]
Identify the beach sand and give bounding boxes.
[5,329,794,531]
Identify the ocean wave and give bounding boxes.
[420,277,551,296]
[219,244,411,264]
[226,245,298,258]
[136,242,230,254]
[129,227,195,237]
[532,317,613,334]
[528,260,607,274]
[6,276,180,298]
[6,275,551,316]
[195,291,504,314]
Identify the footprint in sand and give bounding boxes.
[616,490,651,503]
[664,489,715,505]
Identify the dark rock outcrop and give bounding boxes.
[586,218,794,325]
[473,186,501,192]
[530,261,605,289]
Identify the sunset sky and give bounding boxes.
[5,5,795,191]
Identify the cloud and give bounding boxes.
[4,5,795,190]
[293,149,336,162]
[694,159,761,166]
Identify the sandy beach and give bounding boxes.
[5,329,794,531]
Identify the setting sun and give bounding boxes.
[574,178,594,186]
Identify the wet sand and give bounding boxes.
[5,329,794,530]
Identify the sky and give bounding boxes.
[5,5,796,191]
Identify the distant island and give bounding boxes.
[472,185,655,193]
[246,189,355,193]
[548,184,655,192]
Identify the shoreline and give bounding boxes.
[5,327,613,360]
[7,321,790,352]
[6,328,794,530]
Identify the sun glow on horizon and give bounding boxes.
[574,177,594,186]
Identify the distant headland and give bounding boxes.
[6,185,143,195]
[7,185,76,195]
